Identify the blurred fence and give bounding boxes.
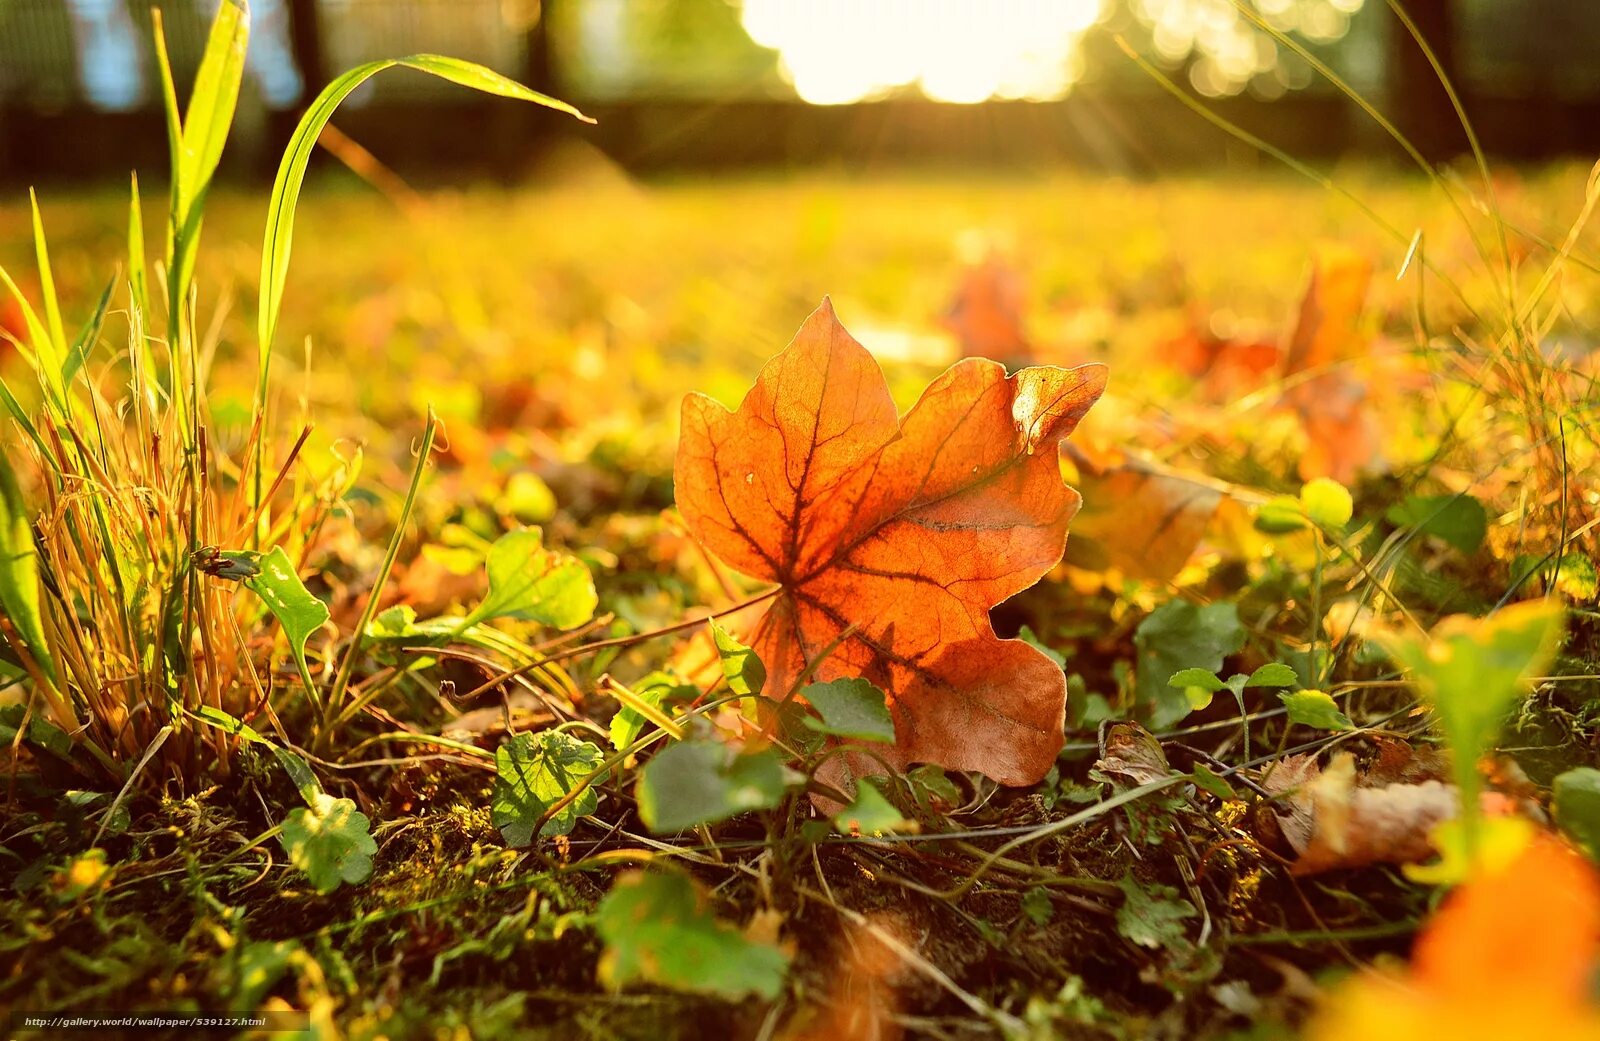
[3,0,1600,182]
[1,0,212,110]
[0,0,528,110]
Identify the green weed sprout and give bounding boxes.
[1376,600,1565,873]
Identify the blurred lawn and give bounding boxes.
[4,163,1596,468]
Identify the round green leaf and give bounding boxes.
[1278,689,1353,731]
[801,677,895,743]
[278,794,377,893]
[1244,663,1299,688]
[1385,493,1487,554]
[596,870,788,999]
[493,730,605,846]
[832,781,910,836]
[1553,767,1600,861]
[636,739,789,834]
[465,528,597,630]
[1254,495,1308,534]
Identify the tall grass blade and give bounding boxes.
[1384,0,1514,313]
[320,409,439,746]
[167,0,250,329]
[28,191,69,376]
[0,265,54,382]
[1227,0,1508,322]
[0,380,47,457]
[63,275,116,388]
[150,10,183,200]
[256,56,592,397]
[1111,34,1481,325]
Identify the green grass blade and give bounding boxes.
[1227,0,1505,324]
[180,0,250,200]
[256,55,592,396]
[0,380,48,460]
[0,265,48,357]
[0,262,63,408]
[1111,34,1482,327]
[320,409,438,744]
[28,191,68,369]
[150,9,183,282]
[1384,0,1514,317]
[63,274,116,388]
[148,9,189,433]
[128,172,149,322]
[0,449,58,685]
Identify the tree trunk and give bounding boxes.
[524,0,556,95]
[286,0,325,99]
[1388,0,1462,162]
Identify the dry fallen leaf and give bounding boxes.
[1281,246,1373,378]
[1309,833,1600,1041]
[1258,750,1524,876]
[675,298,1106,785]
[1093,721,1176,787]
[1164,316,1280,398]
[784,913,911,1041]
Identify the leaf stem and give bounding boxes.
[455,586,781,702]
[319,410,437,749]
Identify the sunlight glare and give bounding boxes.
[1132,0,1361,95]
[740,0,1106,105]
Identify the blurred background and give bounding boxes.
[2,0,1599,183]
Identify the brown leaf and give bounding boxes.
[1362,735,1452,788]
[674,299,1106,785]
[784,913,910,1041]
[394,553,486,619]
[1165,315,1281,398]
[1094,722,1175,787]
[1282,246,1373,378]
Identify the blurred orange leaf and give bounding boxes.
[674,299,1105,785]
[1165,315,1281,398]
[1309,833,1600,1041]
[1282,247,1382,484]
[943,251,1032,364]
[1065,445,1226,583]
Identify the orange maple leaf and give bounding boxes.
[674,299,1106,785]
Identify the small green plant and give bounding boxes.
[595,869,789,1000]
